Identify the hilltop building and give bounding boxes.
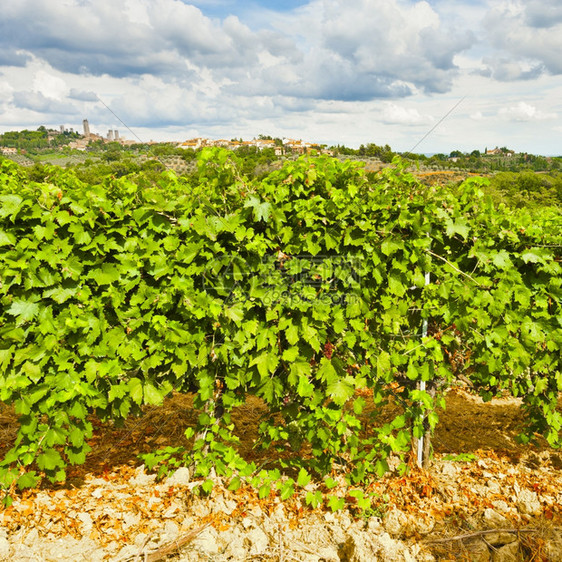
[175,136,323,156]
[83,119,90,138]
[105,129,119,141]
[485,146,515,157]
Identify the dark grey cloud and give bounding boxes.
[68,88,98,101]
[0,49,31,68]
[524,0,562,28]
[0,0,271,79]
[40,48,184,78]
[12,91,78,114]
[419,28,474,72]
[276,56,412,101]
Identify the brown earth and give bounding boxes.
[1,389,561,561]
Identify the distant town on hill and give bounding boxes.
[1,120,561,174]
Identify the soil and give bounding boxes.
[1,388,561,561]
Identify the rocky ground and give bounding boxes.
[1,389,561,561]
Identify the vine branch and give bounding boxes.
[425,249,483,286]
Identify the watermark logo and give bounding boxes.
[202,253,362,305]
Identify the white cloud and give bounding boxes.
[123,0,152,26]
[32,70,68,99]
[314,0,474,95]
[379,102,433,125]
[480,57,544,81]
[484,0,562,77]
[0,0,561,155]
[498,101,556,121]
[0,0,475,102]
[0,80,14,97]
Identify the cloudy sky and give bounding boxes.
[1,0,561,154]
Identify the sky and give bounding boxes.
[0,0,561,155]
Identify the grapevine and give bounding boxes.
[0,151,560,504]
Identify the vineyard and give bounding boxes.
[0,150,561,559]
